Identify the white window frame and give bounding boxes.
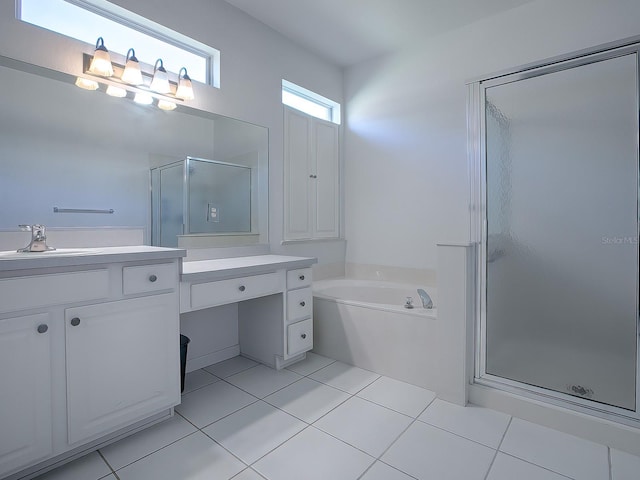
[16,0,220,87]
[282,79,341,124]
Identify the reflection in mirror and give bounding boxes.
[0,55,268,248]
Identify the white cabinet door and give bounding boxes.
[284,107,340,240]
[65,294,180,445]
[0,313,53,478]
[284,107,313,239]
[313,119,339,238]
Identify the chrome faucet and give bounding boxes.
[417,289,433,309]
[17,224,55,252]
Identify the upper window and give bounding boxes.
[18,0,219,86]
[282,80,341,124]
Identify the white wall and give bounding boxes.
[0,0,346,264]
[344,0,640,270]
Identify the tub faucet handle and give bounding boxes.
[404,296,414,309]
[417,289,433,309]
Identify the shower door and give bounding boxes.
[479,47,639,414]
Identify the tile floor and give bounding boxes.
[35,353,640,480]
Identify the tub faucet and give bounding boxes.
[17,224,55,252]
[417,289,433,309]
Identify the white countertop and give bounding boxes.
[181,254,317,282]
[0,246,186,272]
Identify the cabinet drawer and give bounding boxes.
[287,318,313,355]
[0,270,109,314]
[287,268,312,289]
[191,272,282,310]
[287,287,312,322]
[123,263,176,295]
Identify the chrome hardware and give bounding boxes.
[239,285,246,292]
[301,333,307,339]
[17,224,55,253]
[417,289,434,309]
[300,301,306,307]
[404,297,414,309]
[299,275,305,280]
[37,324,48,334]
[70,317,81,327]
[149,274,158,282]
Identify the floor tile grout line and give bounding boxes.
[481,416,512,480]
[246,424,317,470]
[97,450,119,479]
[107,430,202,475]
[415,414,505,451]
[497,451,577,479]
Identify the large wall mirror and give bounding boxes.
[0,55,268,248]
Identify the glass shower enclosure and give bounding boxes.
[470,42,640,419]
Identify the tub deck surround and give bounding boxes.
[313,278,439,390]
[180,254,317,371]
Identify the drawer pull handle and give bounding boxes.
[70,317,81,327]
[301,333,307,339]
[300,301,306,307]
[37,324,48,334]
[149,274,158,282]
[239,285,246,292]
[299,275,305,281]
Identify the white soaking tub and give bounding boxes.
[312,278,439,389]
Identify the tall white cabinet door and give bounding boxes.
[313,119,339,238]
[284,107,313,239]
[65,294,180,445]
[0,313,53,477]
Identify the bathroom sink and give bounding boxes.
[0,248,103,258]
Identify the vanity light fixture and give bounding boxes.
[106,85,127,98]
[87,37,114,77]
[74,77,99,90]
[176,67,194,100]
[157,100,177,111]
[150,59,171,94]
[121,48,143,85]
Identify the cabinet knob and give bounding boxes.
[300,301,306,307]
[299,275,305,281]
[37,324,48,334]
[70,317,81,327]
[301,333,307,339]
[149,274,158,282]
[239,285,246,292]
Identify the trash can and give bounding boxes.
[180,334,190,393]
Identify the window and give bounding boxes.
[18,0,219,86]
[282,80,341,124]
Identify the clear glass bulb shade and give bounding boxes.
[75,77,99,90]
[106,85,127,97]
[157,100,177,111]
[88,49,113,77]
[150,70,170,94]
[176,77,194,100]
[133,92,153,105]
[121,60,143,85]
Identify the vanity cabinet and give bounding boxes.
[0,247,184,480]
[65,294,179,445]
[180,255,316,371]
[0,313,53,477]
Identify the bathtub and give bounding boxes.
[312,278,439,389]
